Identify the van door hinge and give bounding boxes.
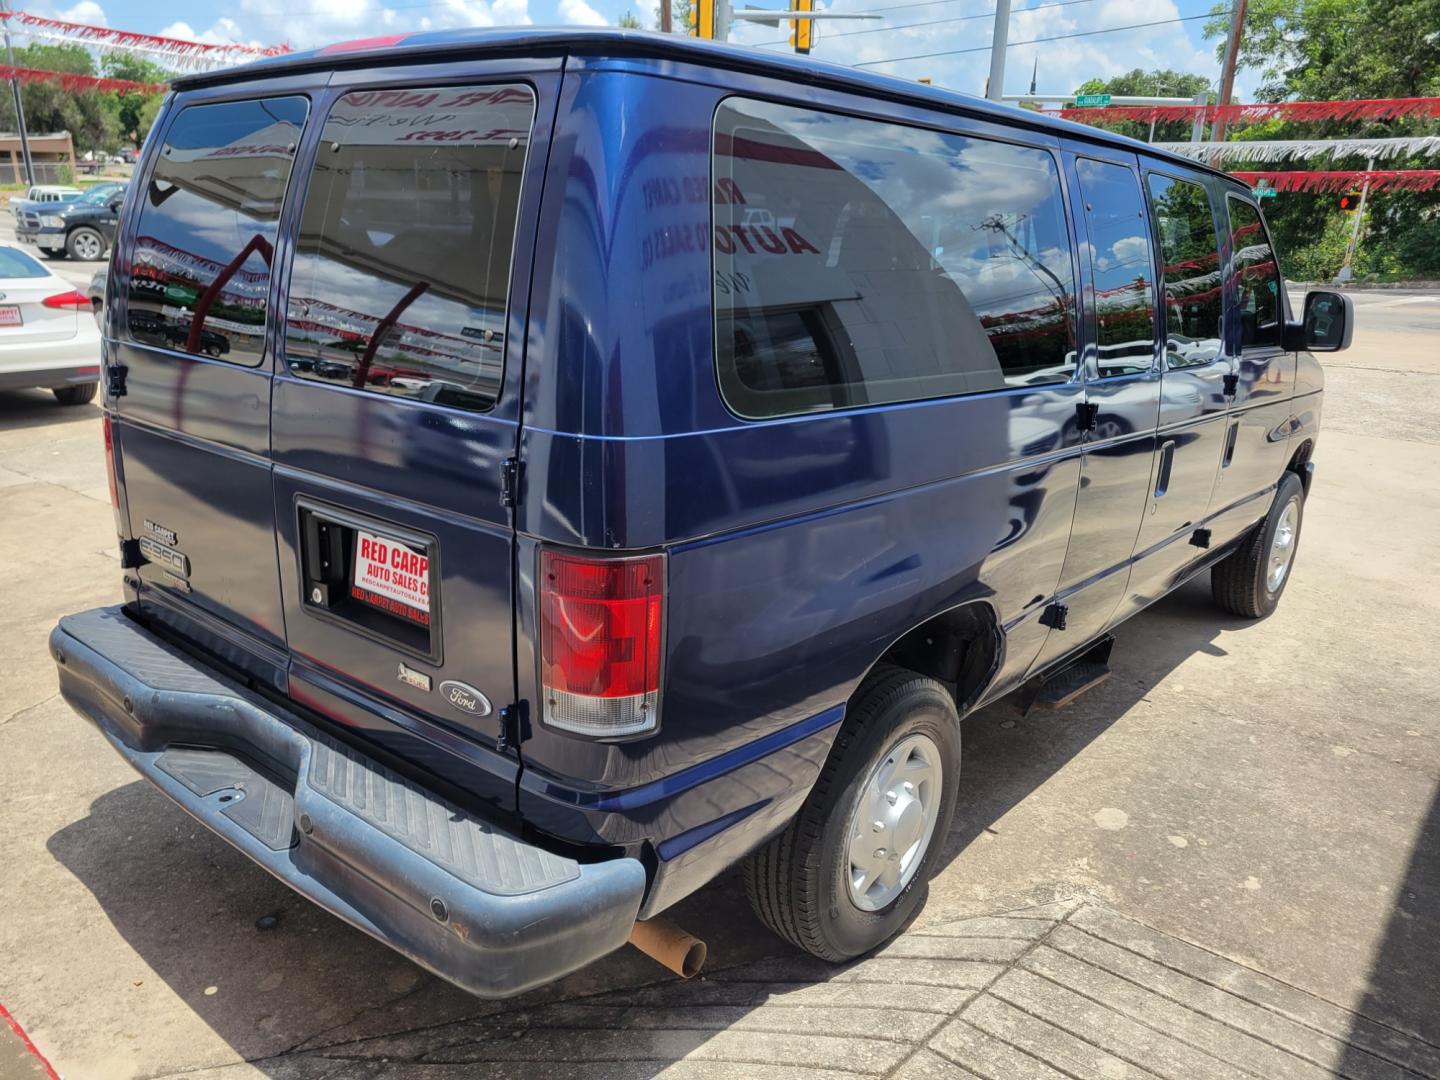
[1222,372,1239,398]
[1040,602,1069,631]
[500,457,521,509]
[497,700,531,753]
[106,363,128,398]
[118,537,145,569]
[1075,401,1099,432]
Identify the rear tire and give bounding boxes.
[1211,470,1305,619]
[745,664,960,961]
[53,382,98,406]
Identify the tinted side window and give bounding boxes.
[1227,198,1282,350]
[1075,159,1156,378]
[125,96,309,364]
[283,85,535,411]
[712,99,1076,419]
[1147,174,1222,369]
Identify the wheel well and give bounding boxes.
[1287,439,1314,495]
[868,602,1001,716]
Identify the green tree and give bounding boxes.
[1201,0,1440,279]
[1073,69,1214,142]
[617,9,643,27]
[655,0,695,32]
[101,54,170,148]
[0,43,119,155]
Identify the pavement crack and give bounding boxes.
[0,692,59,728]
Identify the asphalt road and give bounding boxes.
[0,225,1436,1077]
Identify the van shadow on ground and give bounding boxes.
[48,575,1248,1076]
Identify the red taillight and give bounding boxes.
[102,413,118,510]
[539,550,663,738]
[43,290,90,310]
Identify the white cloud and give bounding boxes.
[57,0,108,25]
[559,0,608,24]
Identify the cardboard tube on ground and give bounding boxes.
[628,917,707,978]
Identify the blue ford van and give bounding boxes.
[50,28,1352,996]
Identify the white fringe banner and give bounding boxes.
[1152,136,1440,163]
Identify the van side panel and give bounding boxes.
[516,65,1083,899]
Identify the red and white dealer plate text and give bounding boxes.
[351,529,430,624]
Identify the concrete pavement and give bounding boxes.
[0,280,1436,1078]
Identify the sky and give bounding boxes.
[32,0,1261,104]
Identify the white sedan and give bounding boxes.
[0,245,101,405]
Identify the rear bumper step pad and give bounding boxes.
[49,606,646,998]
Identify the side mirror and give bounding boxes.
[1284,290,1354,352]
[107,195,124,211]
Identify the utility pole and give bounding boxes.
[0,0,34,186]
[660,0,671,33]
[1211,0,1248,146]
[986,0,1011,101]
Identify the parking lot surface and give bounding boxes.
[0,227,1436,1076]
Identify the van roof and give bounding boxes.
[173,27,1237,184]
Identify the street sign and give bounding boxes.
[1073,93,1112,107]
[1251,180,1278,199]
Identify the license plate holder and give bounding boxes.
[298,501,440,662]
[0,305,22,326]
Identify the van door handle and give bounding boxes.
[1154,440,1176,498]
[1222,420,1240,468]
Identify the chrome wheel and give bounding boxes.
[846,732,943,911]
[72,231,102,260]
[1267,498,1299,592]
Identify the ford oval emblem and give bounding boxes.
[438,680,492,717]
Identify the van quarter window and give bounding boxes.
[1227,197,1282,350]
[283,85,535,411]
[1075,159,1157,378]
[712,99,1077,419]
[1147,174,1223,370]
[124,96,310,365]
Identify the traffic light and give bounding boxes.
[790,0,813,53]
[1338,190,1361,212]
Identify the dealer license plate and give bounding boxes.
[350,528,431,626]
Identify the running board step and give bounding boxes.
[1033,661,1112,709]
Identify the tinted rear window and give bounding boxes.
[0,247,48,278]
[124,96,309,364]
[713,99,1077,419]
[282,85,535,411]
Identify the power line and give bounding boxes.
[749,0,1100,48]
[853,9,1225,67]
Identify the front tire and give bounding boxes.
[53,382,98,406]
[66,227,105,262]
[1211,470,1305,618]
[745,665,961,961]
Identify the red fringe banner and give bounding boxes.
[0,63,165,94]
[1058,98,1440,126]
[0,11,289,66]
[1232,170,1440,193]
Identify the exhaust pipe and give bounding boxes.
[628,917,707,978]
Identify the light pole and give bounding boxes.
[0,0,34,185]
[986,0,1011,101]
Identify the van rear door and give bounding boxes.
[109,91,311,681]
[268,67,557,812]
